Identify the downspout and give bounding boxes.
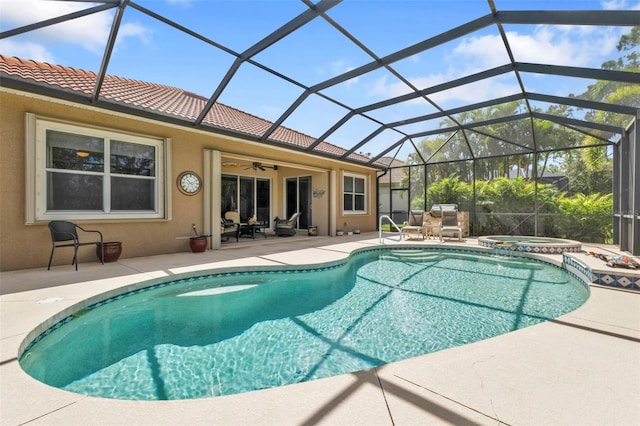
[533,152,538,236]
[329,170,337,236]
[472,160,477,237]
[376,169,389,230]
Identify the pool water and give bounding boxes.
[20,248,589,400]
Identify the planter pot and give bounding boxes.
[190,236,208,253]
[97,242,122,263]
[336,230,344,236]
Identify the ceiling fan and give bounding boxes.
[244,161,278,171]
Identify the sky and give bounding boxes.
[1,0,638,158]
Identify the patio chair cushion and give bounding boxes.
[407,210,424,227]
[439,206,463,241]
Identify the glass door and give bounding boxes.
[221,175,238,214]
[255,178,270,223]
[285,176,311,229]
[239,177,254,222]
[222,174,271,224]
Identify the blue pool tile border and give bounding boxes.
[563,253,640,292]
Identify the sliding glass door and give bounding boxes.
[222,175,271,223]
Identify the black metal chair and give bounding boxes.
[47,221,104,270]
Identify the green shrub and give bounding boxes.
[556,193,613,243]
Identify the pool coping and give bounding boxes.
[2,236,639,425]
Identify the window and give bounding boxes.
[29,116,166,221]
[343,173,367,214]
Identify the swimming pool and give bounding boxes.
[478,235,582,254]
[20,247,589,400]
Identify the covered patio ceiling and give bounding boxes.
[1,0,638,169]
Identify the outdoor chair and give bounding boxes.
[224,211,241,224]
[401,210,427,240]
[47,220,104,270]
[274,212,301,236]
[222,211,242,241]
[221,218,240,242]
[439,205,463,241]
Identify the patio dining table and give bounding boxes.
[240,222,268,239]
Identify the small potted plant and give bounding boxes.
[189,224,210,253]
[336,229,344,236]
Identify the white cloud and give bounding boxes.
[452,25,621,70]
[317,60,359,89]
[2,1,110,53]
[452,35,510,70]
[391,24,623,106]
[0,39,55,62]
[601,0,640,10]
[0,0,152,59]
[602,0,627,9]
[119,22,154,47]
[428,78,519,106]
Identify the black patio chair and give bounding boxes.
[47,220,104,270]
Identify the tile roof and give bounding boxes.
[0,55,371,164]
[376,157,406,184]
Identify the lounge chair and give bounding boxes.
[439,205,463,241]
[402,210,427,240]
[47,220,104,270]
[274,212,301,236]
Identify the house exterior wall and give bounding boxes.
[0,89,378,271]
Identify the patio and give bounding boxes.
[1,234,638,425]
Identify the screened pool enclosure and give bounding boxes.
[1,0,638,253]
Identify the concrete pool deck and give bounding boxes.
[1,234,639,425]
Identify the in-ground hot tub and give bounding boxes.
[478,235,582,254]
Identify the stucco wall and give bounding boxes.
[0,89,378,271]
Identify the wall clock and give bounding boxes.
[177,171,202,195]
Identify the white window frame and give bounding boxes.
[26,114,169,222]
[342,171,368,215]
